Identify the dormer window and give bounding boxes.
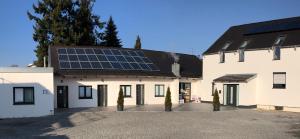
[273,36,285,60]
[220,42,231,63]
[238,41,248,62]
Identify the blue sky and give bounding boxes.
[0,0,299,67]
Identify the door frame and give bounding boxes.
[97,85,108,107]
[57,86,69,108]
[136,84,145,105]
[223,84,238,106]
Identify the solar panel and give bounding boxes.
[57,48,160,71]
[245,21,300,35]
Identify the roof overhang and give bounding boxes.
[213,74,257,83]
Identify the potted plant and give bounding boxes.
[117,88,124,111]
[213,89,220,111]
[165,87,172,111]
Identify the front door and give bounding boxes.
[98,85,108,107]
[136,84,144,105]
[57,86,68,108]
[226,85,237,106]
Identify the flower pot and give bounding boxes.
[117,105,124,111]
[213,106,220,111]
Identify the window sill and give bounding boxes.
[273,59,280,61]
[272,87,286,89]
[13,103,34,105]
[124,96,132,98]
[155,96,165,97]
[79,97,93,99]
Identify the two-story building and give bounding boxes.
[200,16,300,111]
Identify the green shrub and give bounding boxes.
[117,88,124,111]
[165,87,172,111]
[213,88,220,111]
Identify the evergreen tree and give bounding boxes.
[117,88,124,111]
[27,0,104,66]
[213,89,220,111]
[165,87,172,111]
[101,16,122,47]
[134,35,141,49]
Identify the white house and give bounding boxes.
[0,67,54,118]
[49,46,202,108]
[200,16,300,112]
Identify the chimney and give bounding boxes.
[170,53,180,77]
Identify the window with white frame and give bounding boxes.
[273,72,286,89]
[239,41,248,62]
[155,85,165,97]
[273,36,285,60]
[220,42,231,63]
[13,87,34,105]
[79,86,92,99]
[120,85,131,97]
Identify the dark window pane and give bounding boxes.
[94,49,103,54]
[124,56,135,62]
[85,49,94,54]
[59,55,68,61]
[130,63,141,70]
[128,50,138,56]
[101,62,112,69]
[96,55,108,61]
[133,57,143,63]
[142,57,152,63]
[140,63,150,70]
[87,55,98,61]
[68,55,79,61]
[91,62,102,69]
[120,63,132,70]
[75,49,85,54]
[103,49,113,55]
[147,64,159,71]
[106,55,117,61]
[111,62,123,69]
[78,55,89,61]
[136,51,144,57]
[80,62,92,69]
[121,50,130,56]
[70,62,81,69]
[67,48,76,54]
[59,62,70,69]
[58,48,67,54]
[24,88,34,103]
[115,56,126,62]
[111,49,122,55]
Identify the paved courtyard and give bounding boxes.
[0,103,300,139]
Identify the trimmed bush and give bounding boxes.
[117,88,124,111]
[165,87,172,111]
[213,89,220,111]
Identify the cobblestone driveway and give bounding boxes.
[0,103,300,139]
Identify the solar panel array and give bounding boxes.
[245,21,300,35]
[57,48,160,71]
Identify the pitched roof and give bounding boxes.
[50,46,202,78]
[213,74,256,83]
[204,16,300,55]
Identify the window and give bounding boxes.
[13,87,34,105]
[155,85,165,97]
[239,41,248,62]
[120,85,131,97]
[79,86,92,99]
[273,72,286,89]
[219,42,231,63]
[273,36,285,60]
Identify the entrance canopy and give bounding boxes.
[213,74,256,83]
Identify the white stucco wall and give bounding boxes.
[201,47,300,108]
[0,68,54,118]
[54,76,201,108]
